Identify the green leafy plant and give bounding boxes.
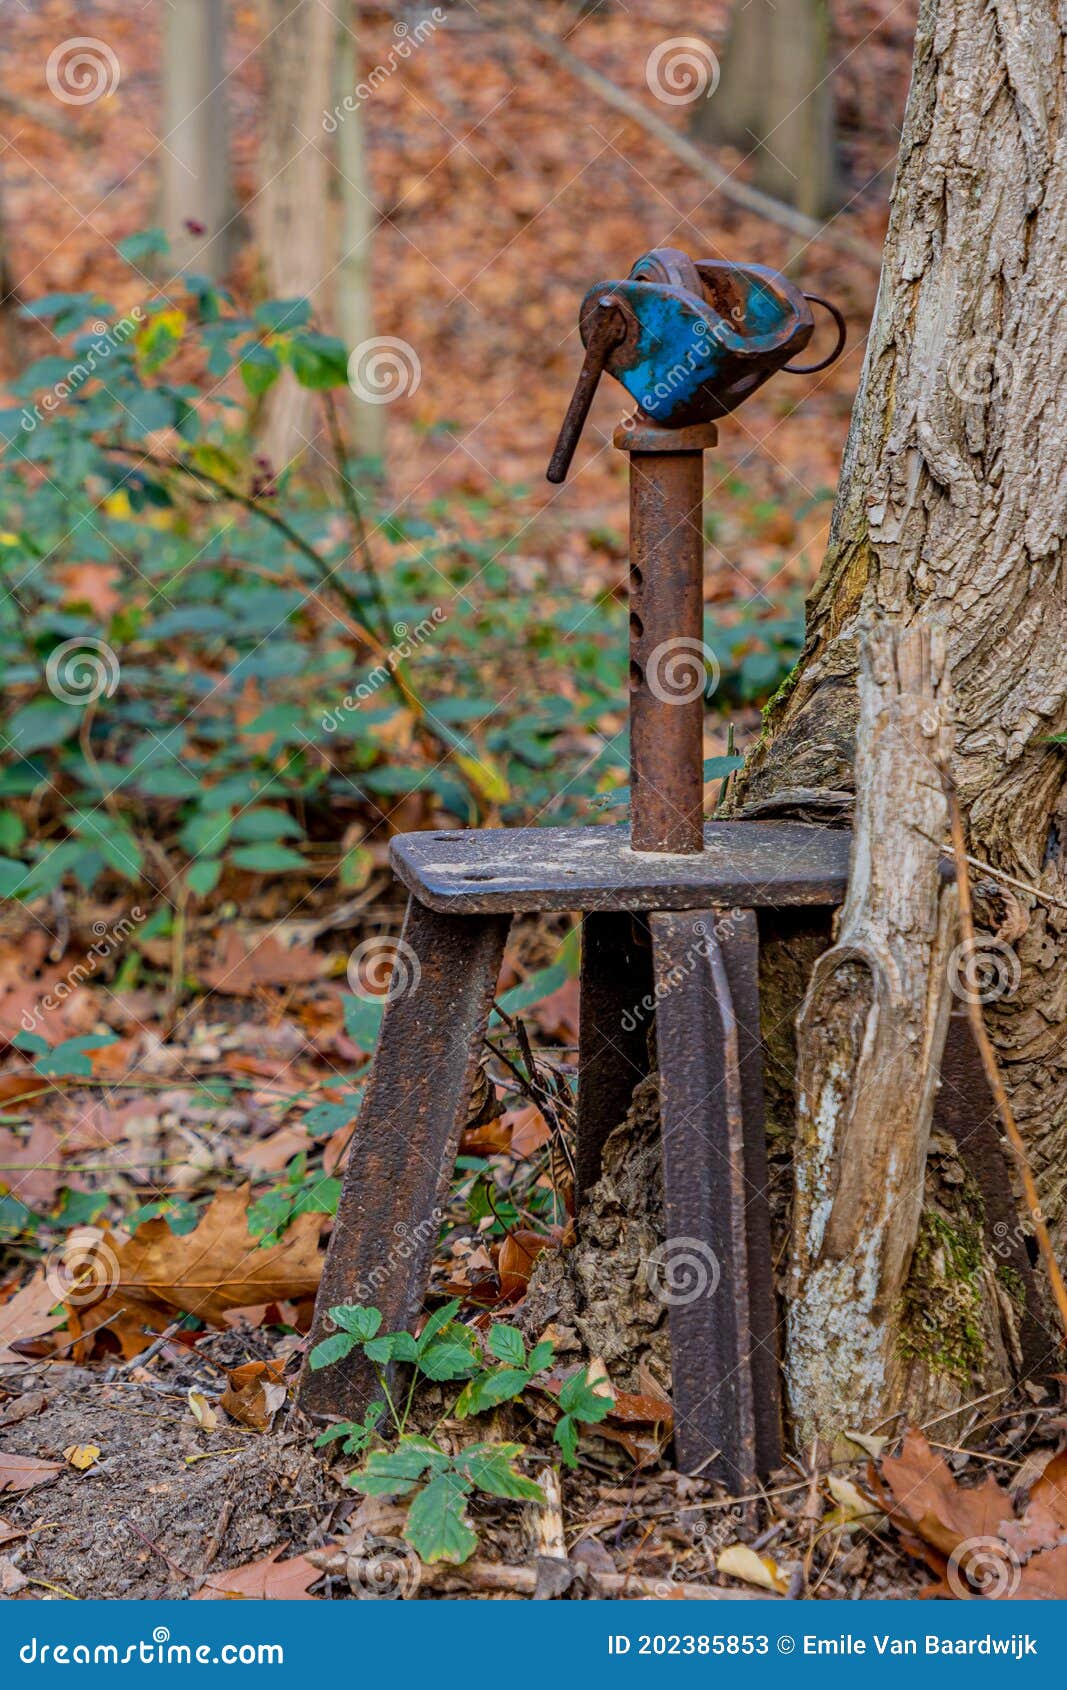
[310,1300,613,1561]
[354,1436,542,1564]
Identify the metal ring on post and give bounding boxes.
[784,294,847,374]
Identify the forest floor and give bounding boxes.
[4,0,1065,1606]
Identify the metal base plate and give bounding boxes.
[391,820,852,915]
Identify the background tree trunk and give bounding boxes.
[695,0,841,216]
[333,24,385,465]
[161,0,233,280]
[733,0,1067,1400]
[258,0,340,469]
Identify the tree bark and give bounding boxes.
[257,0,340,469]
[161,0,233,279]
[695,0,841,216]
[333,24,385,464]
[733,0,1067,1393]
[787,622,959,1449]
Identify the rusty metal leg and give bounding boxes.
[299,899,509,1419]
[716,910,781,1475]
[624,436,709,855]
[575,912,655,1200]
[649,909,764,1488]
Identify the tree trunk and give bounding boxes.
[695,0,840,216]
[161,0,233,279]
[787,622,960,1449]
[333,24,385,464]
[734,0,1067,1399]
[257,0,340,469]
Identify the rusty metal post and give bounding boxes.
[615,420,717,855]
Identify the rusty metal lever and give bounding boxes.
[546,300,625,484]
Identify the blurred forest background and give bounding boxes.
[0,0,927,1599]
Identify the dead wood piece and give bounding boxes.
[530,1466,572,1599]
[306,1545,777,1600]
[787,622,959,1449]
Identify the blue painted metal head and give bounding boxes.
[547,247,845,483]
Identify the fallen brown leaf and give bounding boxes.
[0,1555,27,1595]
[507,1103,552,1159]
[0,1072,49,1108]
[0,1451,62,1493]
[66,1186,323,1357]
[0,1274,65,1364]
[878,1430,1067,1598]
[496,1227,560,1301]
[609,1391,674,1428]
[194,1547,322,1600]
[234,1125,310,1174]
[220,1360,287,1431]
[0,1121,63,1209]
[0,1391,48,1428]
[203,932,323,996]
[878,1430,1011,1561]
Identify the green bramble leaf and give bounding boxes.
[328,1304,382,1341]
[403,1472,476,1565]
[353,1436,449,1498]
[487,1324,526,1367]
[454,1441,543,1502]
